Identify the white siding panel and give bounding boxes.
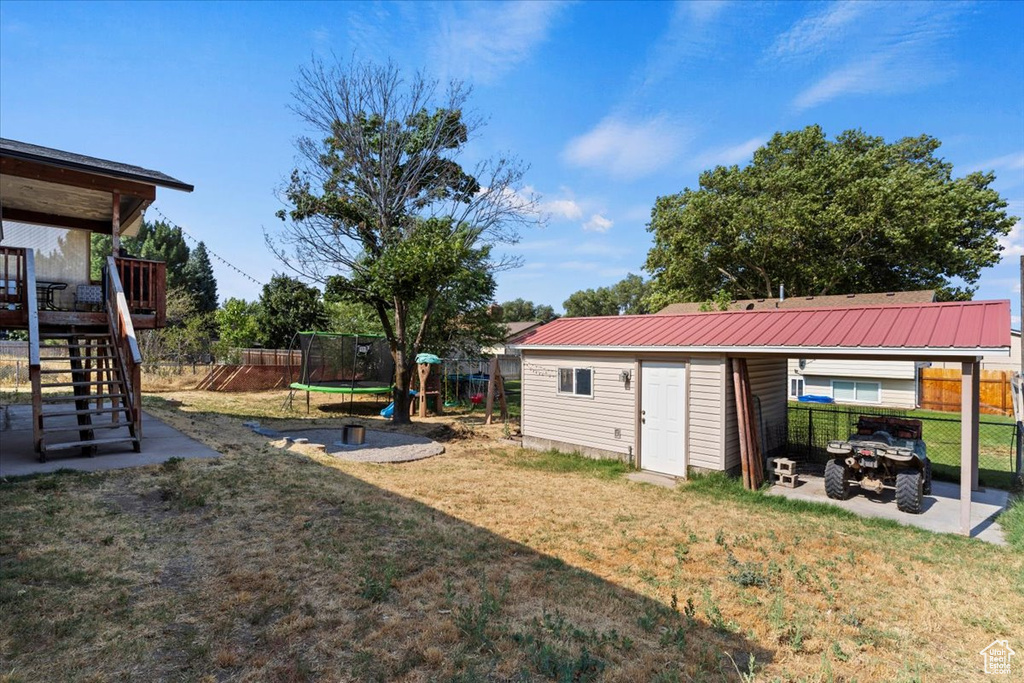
[687,357,724,470]
[801,375,917,409]
[521,354,636,455]
[790,358,916,380]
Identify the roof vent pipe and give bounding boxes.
[779,284,785,302]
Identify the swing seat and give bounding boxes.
[470,393,484,405]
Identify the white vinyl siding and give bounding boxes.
[788,358,916,380]
[522,354,636,455]
[687,357,726,471]
[800,375,917,409]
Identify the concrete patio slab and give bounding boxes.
[767,473,1009,545]
[0,405,220,478]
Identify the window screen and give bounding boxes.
[574,368,592,396]
[833,380,879,403]
[557,367,592,396]
[558,368,574,394]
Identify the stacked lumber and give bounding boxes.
[731,358,764,490]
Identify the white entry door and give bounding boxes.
[640,361,687,477]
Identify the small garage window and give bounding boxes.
[558,367,593,397]
[832,380,880,404]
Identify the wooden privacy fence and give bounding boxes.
[919,368,1014,416]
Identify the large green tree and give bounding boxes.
[255,275,328,349]
[271,59,535,422]
[215,298,263,354]
[500,298,557,322]
[563,273,651,317]
[645,126,1017,305]
[89,220,190,288]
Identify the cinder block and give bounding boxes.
[773,472,799,488]
[770,457,796,474]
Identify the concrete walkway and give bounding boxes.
[767,474,1009,545]
[0,405,220,478]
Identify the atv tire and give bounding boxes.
[896,469,924,514]
[922,459,932,495]
[824,459,852,500]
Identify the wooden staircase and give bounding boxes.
[26,253,146,462]
[33,329,140,459]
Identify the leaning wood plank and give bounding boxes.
[731,358,752,490]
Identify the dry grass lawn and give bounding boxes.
[1,389,1022,682]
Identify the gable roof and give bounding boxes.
[1,138,193,192]
[503,320,544,342]
[657,290,936,315]
[513,300,1011,357]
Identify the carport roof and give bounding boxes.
[513,300,1011,357]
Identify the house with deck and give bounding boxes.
[0,138,193,460]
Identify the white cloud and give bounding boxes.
[639,1,731,89]
[770,1,867,60]
[784,2,961,112]
[999,222,1024,258]
[563,115,690,179]
[968,152,1024,174]
[430,1,568,83]
[582,214,613,233]
[693,136,765,169]
[542,198,584,221]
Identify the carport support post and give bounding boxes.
[960,360,980,536]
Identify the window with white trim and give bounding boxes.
[558,367,593,396]
[832,380,880,404]
[790,377,805,399]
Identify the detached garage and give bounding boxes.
[511,300,1012,530]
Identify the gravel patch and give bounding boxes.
[273,427,444,463]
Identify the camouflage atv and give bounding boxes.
[824,416,932,514]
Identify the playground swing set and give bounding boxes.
[284,331,508,423]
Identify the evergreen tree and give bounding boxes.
[184,242,218,313]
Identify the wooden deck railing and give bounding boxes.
[0,246,28,316]
[106,256,143,440]
[24,248,41,452]
[114,257,166,327]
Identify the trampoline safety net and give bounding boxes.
[288,333,395,392]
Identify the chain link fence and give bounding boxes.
[788,403,1020,490]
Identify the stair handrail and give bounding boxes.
[106,256,142,436]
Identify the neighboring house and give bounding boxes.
[1,138,192,459]
[660,290,940,409]
[511,301,1011,481]
[482,320,545,356]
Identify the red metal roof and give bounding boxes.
[515,300,1011,354]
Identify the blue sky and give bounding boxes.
[1,1,1022,322]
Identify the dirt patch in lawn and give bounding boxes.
[1,389,1021,682]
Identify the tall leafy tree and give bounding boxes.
[645,126,1017,306]
[255,275,328,349]
[500,298,557,322]
[184,241,218,313]
[216,298,263,350]
[271,59,536,423]
[563,273,651,317]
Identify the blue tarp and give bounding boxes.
[797,394,834,404]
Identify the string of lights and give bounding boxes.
[150,207,265,287]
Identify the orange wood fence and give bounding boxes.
[918,368,1014,416]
